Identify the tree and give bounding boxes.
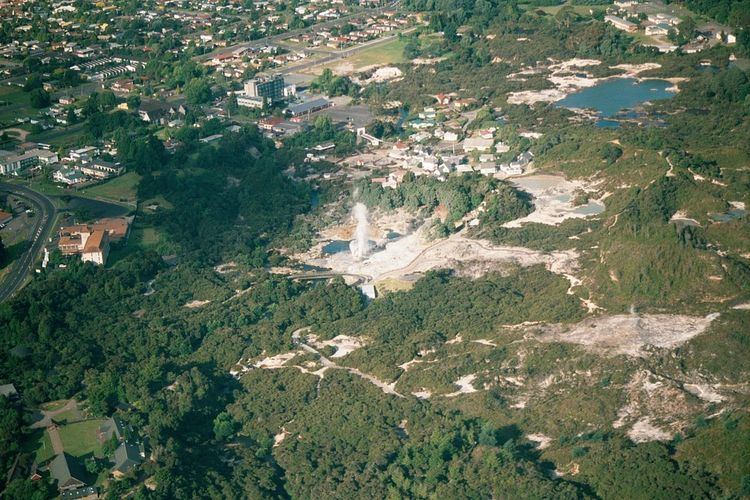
[600,143,623,165]
[213,411,235,441]
[85,457,100,474]
[23,74,43,92]
[29,88,50,109]
[184,77,212,104]
[127,95,141,110]
[99,90,118,110]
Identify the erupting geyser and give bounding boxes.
[349,203,372,260]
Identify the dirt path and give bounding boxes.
[29,399,78,429]
[298,342,404,397]
[47,426,64,454]
[3,127,30,141]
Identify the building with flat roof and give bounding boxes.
[0,148,59,175]
[286,98,332,118]
[236,74,285,108]
[79,159,123,179]
[605,15,638,33]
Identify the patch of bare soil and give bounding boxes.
[537,313,719,357]
[184,300,211,308]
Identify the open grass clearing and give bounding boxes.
[58,419,107,458]
[28,123,87,149]
[84,172,141,204]
[310,38,408,75]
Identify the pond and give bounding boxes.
[557,78,675,127]
[322,240,351,255]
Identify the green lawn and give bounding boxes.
[0,86,32,126]
[52,408,82,425]
[58,419,107,458]
[346,38,407,69]
[314,37,408,74]
[84,172,141,204]
[28,123,88,149]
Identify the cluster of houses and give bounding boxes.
[605,0,736,53]
[0,139,126,189]
[0,386,146,496]
[48,416,145,496]
[52,146,124,186]
[376,139,533,185]
[206,45,309,80]
[57,216,131,265]
[288,11,415,50]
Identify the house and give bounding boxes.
[434,93,451,106]
[58,217,130,265]
[500,163,523,175]
[78,160,123,179]
[647,13,680,26]
[478,163,497,175]
[605,15,638,33]
[138,100,185,124]
[516,150,534,166]
[49,453,86,491]
[443,131,459,142]
[69,147,98,162]
[495,142,510,153]
[81,230,109,265]
[199,134,223,144]
[53,167,87,185]
[111,442,143,478]
[0,210,12,225]
[312,142,335,152]
[0,383,19,400]
[645,23,671,36]
[99,416,125,442]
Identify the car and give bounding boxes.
[0,223,5,229]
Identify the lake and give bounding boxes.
[557,78,675,126]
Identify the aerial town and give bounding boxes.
[0,0,748,497]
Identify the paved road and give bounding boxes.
[0,182,57,302]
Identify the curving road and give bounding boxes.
[0,182,57,302]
